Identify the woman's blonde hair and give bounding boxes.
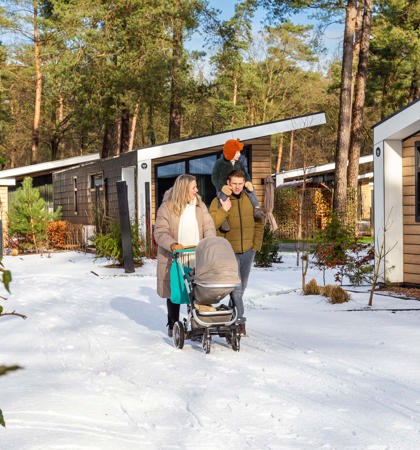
[167,174,201,216]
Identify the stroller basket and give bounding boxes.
[193,282,238,305]
[192,305,237,328]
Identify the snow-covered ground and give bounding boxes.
[1,251,420,450]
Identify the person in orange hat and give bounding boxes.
[211,138,265,232]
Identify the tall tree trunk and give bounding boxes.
[129,101,140,151]
[232,73,237,106]
[120,106,130,153]
[408,66,420,104]
[288,130,294,170]
[50,94,64,160]
[333,0,357,221]
[380,75,392,120]
[276,134,284,173]
[248,94,255,126]
[31,0,42,164]
[347,0,372,230]
[168,5,183,142]
[102,119,118,158]
[231,73,238,127]
[58,93,64,157]
[352,2,364,79]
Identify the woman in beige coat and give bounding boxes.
[154,174,216,336]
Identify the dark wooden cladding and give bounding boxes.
[53,151,137,225]
[402,132,420,283]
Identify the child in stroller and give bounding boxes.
[171,236,242,353]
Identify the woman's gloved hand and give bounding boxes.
[171,243,184,251]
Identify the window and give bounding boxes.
[89,172,107,228]
[156,161,186,206]
[190,154,217,205]
[155,147,252,208]
[90,173,104,189]
[73,177,78,215]
[416,142,420,222]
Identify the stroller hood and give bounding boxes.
[194,236,240,286]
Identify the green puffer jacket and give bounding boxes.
[209,191,264,254]
[211,157,251,192]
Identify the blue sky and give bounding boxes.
[187,1,344,72]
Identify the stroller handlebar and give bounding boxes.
[172,246,196,256]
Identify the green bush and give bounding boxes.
[312,213,373,285]
[254,225,280,267]
[94,218,144,266]
[8,177,61,253]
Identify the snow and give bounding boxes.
[1,251,420,449]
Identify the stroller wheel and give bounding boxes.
[231,335,240,352]
[173,321,185,349]
[202,334,212,354]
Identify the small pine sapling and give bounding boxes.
[8,177,61,253]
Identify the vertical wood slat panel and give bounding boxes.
[402,133,420,283]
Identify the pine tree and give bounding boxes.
[8,177,61,253]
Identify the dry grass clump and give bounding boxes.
[322,285,350,304]
[304,281,350,304]
[303,279,321,295]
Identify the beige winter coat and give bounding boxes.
[154,196,216,299]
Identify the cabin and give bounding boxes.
[276,155,374,237]
[373,98,420,285]
[0,153,100,246]
[0,112,326,249]
[53,112,326,245]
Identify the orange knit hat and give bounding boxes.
[223,139,244,160]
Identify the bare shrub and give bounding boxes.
[323,285,350,304]
[303,278,321,295]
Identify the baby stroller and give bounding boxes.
[171,236,241,353]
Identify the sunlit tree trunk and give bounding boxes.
[347,0,372,230]
[230,73,238,127]
[31,0,42,164]
[129,101,140,151]
[333,0,357,221]
[288,129,294,170]
[276,134,284,173]
[168,1,183,142]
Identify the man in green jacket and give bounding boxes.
[209,169,264,336]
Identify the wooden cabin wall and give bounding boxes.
[53,152,137,226]
[402,132,420,284]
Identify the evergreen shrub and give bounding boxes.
[94,217,144,266]
[8,177,61,253]
[254,225,281,267]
